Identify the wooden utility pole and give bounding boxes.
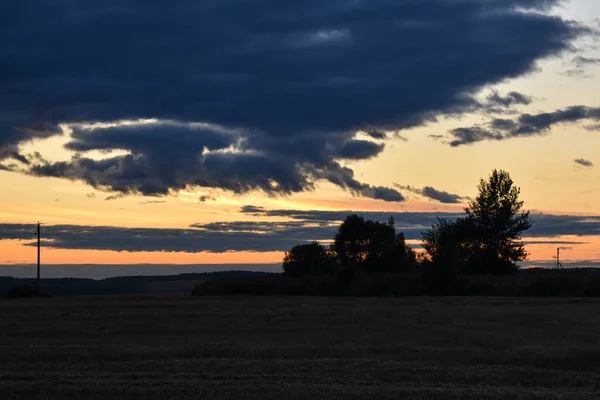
[554,247,564,270]
[36,222,40,295]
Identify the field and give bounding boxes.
[0,296,599,399]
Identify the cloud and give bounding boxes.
[522,260,600,269]
[394,184,467,204]
[449,106,600,146]
[524,240,589,245]
[313,162,405,202]
[141,200,167,204]
[0,222,335,253]
[562,68,589,78]
[574,158,594,167]
[486,91,532,108]
[428,134,445,141]
[561,52,600,79]
[105,193,125,201]
[0,0,588,199]
[23,120,404,201]
[449,127,504,146]
[365,129,387,140]
[239,208,600,239]
[528,214,600,237]
[240,205,266,214]
[482,91,533,113]
[1,210,600,253]
[335,140,385,160]
[573,56,600,67]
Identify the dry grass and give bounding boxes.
[0,295,599,399]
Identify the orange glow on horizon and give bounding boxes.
[0,240,284,265]
[1,234,598,266]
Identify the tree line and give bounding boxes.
[282,170,533,281]
[193,170,600,297]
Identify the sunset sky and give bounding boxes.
[1,0,600,277]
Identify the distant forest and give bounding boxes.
[1,271,270,297]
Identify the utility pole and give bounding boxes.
[553,247,564,270]
[36,222,41,295]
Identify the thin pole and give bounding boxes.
[36,222,40,295]
[556,247,564,270]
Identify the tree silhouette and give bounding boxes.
[334,214,416,274]
[282,242,337,277]
[422,217,473,272]
[334,214,371,268]
[464,169,532,274]
[422,169,532,275]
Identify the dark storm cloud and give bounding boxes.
[394,184,467,204]
[2,0,580,133]
[1,0,589,198]
[25,121,404,201]
[335,140,385,160]
[574,158,594,167]
[1,211,600,253]
[65,121,235,154]
[449,106,600,146]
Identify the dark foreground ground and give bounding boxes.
[0,296,599,399]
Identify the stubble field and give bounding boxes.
[0,295,599,399]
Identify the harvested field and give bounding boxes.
[0,296,599,399]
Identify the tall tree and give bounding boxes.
[421,217,473,271]
[334,214,371,268]
[421,169,532,275]
[334,214,416,274]
[464,169,533,274]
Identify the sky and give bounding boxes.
[1,0,600,278]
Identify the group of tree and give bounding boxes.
[283,215,417,277]
[282,169,533,280]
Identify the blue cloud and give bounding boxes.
[449,106,600,146]
[0,0,589,200]
[1,209,599,253]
